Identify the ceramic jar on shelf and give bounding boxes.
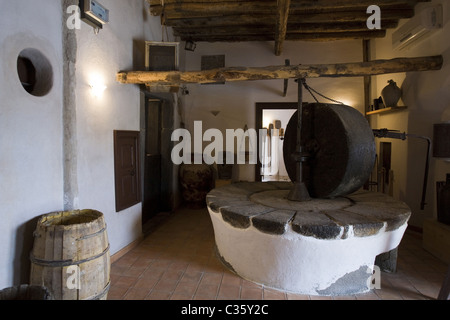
[381,79,402,108]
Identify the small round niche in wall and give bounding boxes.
[17,48,53,97]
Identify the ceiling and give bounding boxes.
[147,0,428,55]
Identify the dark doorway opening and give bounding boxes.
[141,93,175,232]
[379,142,392,194]
[143,99,162,225]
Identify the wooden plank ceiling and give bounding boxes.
[148,0,429,55]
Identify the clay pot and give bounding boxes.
[381,80,402,108]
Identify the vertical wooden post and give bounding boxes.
[283,59,290,97]
[363,40,371,116]
[362,40,372,191]
[275,0,291,56]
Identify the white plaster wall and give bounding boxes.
[370,0,450,227]
[182,40,365,181]
[0,0,175,288]
[0,0,64,288]
[74,0,173,255]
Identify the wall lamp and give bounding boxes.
[89,74,107,98]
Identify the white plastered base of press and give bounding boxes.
[208,208,407,296]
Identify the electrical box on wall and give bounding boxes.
[80,0,109,30]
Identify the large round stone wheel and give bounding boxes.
[283,103,376,198]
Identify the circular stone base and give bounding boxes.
[206,182,411,296]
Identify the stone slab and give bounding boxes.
[252,210,296,235]
[207,182,411,238]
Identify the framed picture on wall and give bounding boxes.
[145,41,179,71]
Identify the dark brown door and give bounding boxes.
[114,131,141,212]
[142,99,162,224]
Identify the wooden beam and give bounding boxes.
[288,30,386,41]
[149,0,429,18]
[149,0,427,4]
[149,0,429,5]
[178,30,386,42]
[173,21,399,39]
[289,0,429,11]
[163,10,413,28]
[282,9,414,23]
[287,21,399,33]
[117,55,443,86]
[275,0,291,56]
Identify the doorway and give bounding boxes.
[143,99,162,225]
[141,94,175,229]
[255,103,296,182]
[379,142,392,195]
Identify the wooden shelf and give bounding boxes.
[366,106,407,116]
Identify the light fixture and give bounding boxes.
[89,74,107,98]
[433,122,450,159]
[185,38,196,52]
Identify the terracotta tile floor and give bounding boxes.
[108,207,448,300]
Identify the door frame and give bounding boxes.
[255,102,297,182]
[140,91,175,225]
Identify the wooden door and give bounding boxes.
[114,131,141,212]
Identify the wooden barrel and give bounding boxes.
[283,103,376,198]
[29,209,110,300]
[0,285,53,300]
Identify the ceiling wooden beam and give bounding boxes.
[163,9,413,29]
[149,0,426,3]
[275,0,291,56]
[117,55,443,86]
[148,0,429,17]
[173,21,399,41]
[286,30,387,41]
[146,0,429,49]
[175,30,387,43]
[175,20,399,35]
[287,21,399,33]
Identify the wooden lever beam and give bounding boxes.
[117,55,443,86]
